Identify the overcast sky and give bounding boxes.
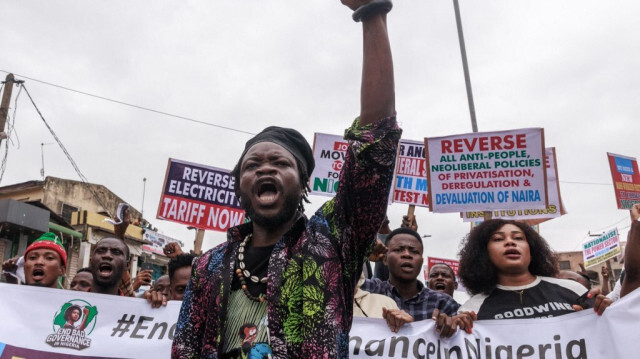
[2,1,639,265]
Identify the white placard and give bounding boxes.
[426,128,547,213]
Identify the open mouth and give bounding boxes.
[32,268,45,281]
[504,249,521,258]
[98,263,113,277]
[434,283,446,290]
[400,263,414,271]
[256,181,279,205]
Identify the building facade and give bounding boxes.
[0,176,180,285]
[556,245,625,292]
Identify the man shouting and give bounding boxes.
[172,0,400,357]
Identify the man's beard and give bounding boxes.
[92,268,123,289]
[242,189,300,230]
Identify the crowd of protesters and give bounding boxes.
[1,1,640,358]
[1,205,638,349]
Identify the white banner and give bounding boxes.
[461,147,566,223]
[425,128,547,213]
[0,283,179,358]
[350,289,640,358]
[309,133,347,197]
[1,284,638,358]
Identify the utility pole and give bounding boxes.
[40,142,53,179]
[141,177,147,217]
[0,73,16,146]
[452,0,486,220]
[453,0,478,133]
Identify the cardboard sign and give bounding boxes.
[141,230,183,255]
[462,147,566,223]
[310,133,348,197]
[156,158,244,232]
[425,128,547,213]
[582,228,622,268]
[607,152,640,209]
[391,139,429,207]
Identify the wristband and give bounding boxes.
[352,0,393,22]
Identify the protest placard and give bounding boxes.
[425,257,459,279]
[582,228,622,268]
[1,283,639,358]
[141,230,183,255]
[425,128,547,213]
[607,152,640,209]
[391,139,429,207]
[156,158,244,232]
[462,147,566,223]
[310,133,348,197]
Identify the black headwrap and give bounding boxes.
[235,126,315,176]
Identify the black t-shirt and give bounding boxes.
[231,244,274,298]
[459,276,587,320]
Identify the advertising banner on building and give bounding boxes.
[607,152,640,209]
[582,228,622,268]
[425,128,547,213]
[391,140,429,207]
[1,284,639,358]
[462,147,566,223]
[156,158,244,232]
[310,133,348,197]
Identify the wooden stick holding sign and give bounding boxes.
[404,205,418,231]
[407,205,415,222]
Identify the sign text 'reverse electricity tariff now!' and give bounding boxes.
[156,158,244,232]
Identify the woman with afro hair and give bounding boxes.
[457,219,611,320]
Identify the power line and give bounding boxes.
[0,84,23,183]
[0,70,256,136]
[22,84,114,218]
[590,215,629,233]
[559,180,611,186]
[571,215,630,250]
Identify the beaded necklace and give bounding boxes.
[235,233,268,302]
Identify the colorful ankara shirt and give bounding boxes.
[361,278,460,321]
[171,117,401,359]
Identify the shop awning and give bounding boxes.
[127,243,143,257]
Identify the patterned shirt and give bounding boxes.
[171,117,401,359]
[362,278,460,321]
